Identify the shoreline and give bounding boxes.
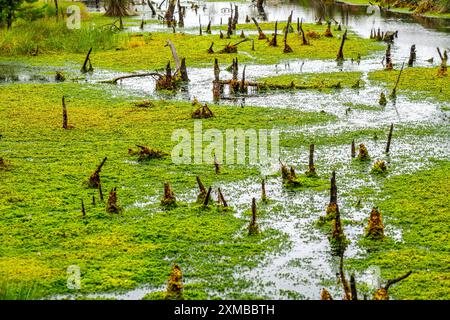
[335,0,450,20]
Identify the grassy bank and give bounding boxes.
[0,16,383,72]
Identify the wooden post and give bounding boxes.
[385,44,393,70]
[386,123,394,153]
[248,197,260,235]
[62,96,68,129]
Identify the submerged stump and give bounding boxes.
[106,187,122,214]
[357,144,370,161]
[161,182,176,207]
[248,198,260,235]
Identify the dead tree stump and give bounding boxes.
[252,17,266,40]
[324,21,333,37]
[203,186,212,206]
[261,179,267,202]
[336,30,347,60]
[321,288,333,300]
[214,154,220,174]
[408,44,416,67]
[357,144,370,161]
[196,176,207,204]
[106,187,121,213]
[385,44,393,70]
[62,96,68,129]
[305,143,317,177]
[366,207,385,239]
[81,47,93,73]
[385,123,394,153]
[217,188,228,207]
[87,157,107,189]
[161,182,176,206]
[269,21,278,47]
[351,139,356,158]
[373,271,412,300]
[437,47,448,76]
[165,264,184,300]
[248,198,260,235]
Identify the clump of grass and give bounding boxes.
[0,281,40,300]
[0,18,117,55]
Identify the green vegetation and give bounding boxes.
[349,161,450,300]
[0,82,334,298]
[0,14,383,71]
[368,67,450,103]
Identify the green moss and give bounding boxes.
[348,161,450,299]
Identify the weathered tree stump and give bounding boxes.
[283,13,293,53]
[373,271,412,300]
[214,154,220,174]
[203,186,212,206]
[366,207,384,239]
[81,47,93,73]
[165,264,184,300]
[336,30,347,60]
[192,103,214,119]
[252,17,266,40]
[379,92,387,106]
[164,0,177,27]
[324,21,333,37]
[106,187,121,213]
[130,145,168,161]
[87,157,107,189]
[248,198,260,235]
[62,96,68,129]
[385,123,394,153]
[261,179,267,202]
[351,139,356,158]
[408,44,416,67]
[357,144,370,161]
[305,143,317,177]
[437,47,448,76]
[161,182,176,206]
[269,21,278,47]
[81,199,86,218]
[217,188,228,207]
[196,176,207,204]
[321,288,333,300]
[385,44,393,70]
